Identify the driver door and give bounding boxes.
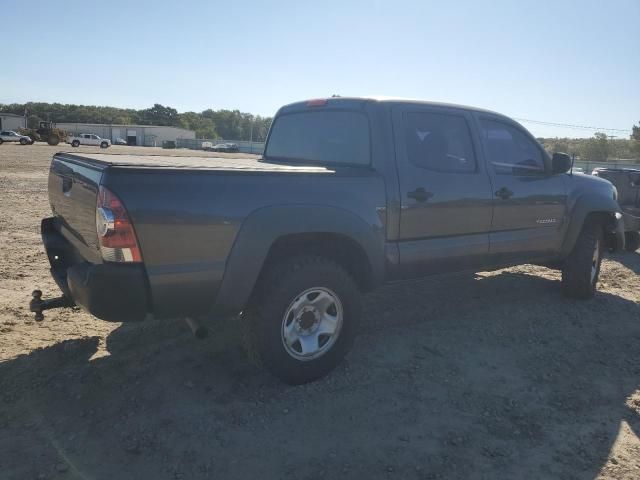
[475,114,568,263]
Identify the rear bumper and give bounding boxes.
[42,217,149,322]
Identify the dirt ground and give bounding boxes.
[0,143,639,480]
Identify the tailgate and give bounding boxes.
[48,154,105,263]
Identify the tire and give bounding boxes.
[561,222,603,299]
[47,134,60,146]
[100,142,109,149]
[71,140,80,147]
[0,139,3,145]
[19,138,28,145]
[243,256,361,384]
[625,231,640,252]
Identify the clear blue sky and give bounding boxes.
[1,0,638,138]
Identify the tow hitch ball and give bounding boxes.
[29,290,74,321]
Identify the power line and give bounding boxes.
[514,117,632,134]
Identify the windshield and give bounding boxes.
[266,110,370,166]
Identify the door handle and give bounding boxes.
[495,187,513,200]
[407,187,433,202]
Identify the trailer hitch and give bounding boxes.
[29,290,74,321]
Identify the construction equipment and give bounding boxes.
[35,121,63,145]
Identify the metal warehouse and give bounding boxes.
[55,123,195,147]
[0,113,26,132]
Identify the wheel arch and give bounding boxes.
[561,193,623,255]
[210,204,385,317]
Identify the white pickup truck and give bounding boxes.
[68,133,111,148]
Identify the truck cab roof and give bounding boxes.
[278,96,506,118]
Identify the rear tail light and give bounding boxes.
[96,186,142,262]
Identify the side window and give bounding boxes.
[480,119,545,175]
[405,112,476,173]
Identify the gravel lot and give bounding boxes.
[1,143,639,479]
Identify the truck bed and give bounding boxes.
[56,151,332,173]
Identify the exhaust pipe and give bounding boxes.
[185,317,208,339]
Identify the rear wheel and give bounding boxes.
[243,256,361,384]
[562,222,603,299]
[0,139,3,145]
[71,140,80,147]
[47,134,60,146]
[625,231,640,252]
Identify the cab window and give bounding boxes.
[404,112,476,173]
[480,119,545,175]
[266,111,370,166]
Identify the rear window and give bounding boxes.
[266,111,370,166]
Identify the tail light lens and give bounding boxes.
[96,186,142,262]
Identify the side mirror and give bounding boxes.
[551,152,572,174]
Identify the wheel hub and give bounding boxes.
[281,287,344,361]
[297,308,319,332]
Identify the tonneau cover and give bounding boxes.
[55,152,332,173]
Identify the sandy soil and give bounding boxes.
[0,143,639,479]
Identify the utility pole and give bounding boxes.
[249,117,254,154]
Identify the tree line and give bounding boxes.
[539,130,640,162]
[0,102,272,141]
[1,102,638,157]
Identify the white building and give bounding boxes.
[55,122,195,147]
[0,113,26,132]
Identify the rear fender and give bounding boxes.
[211,205,385,317]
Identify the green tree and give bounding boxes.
[632,122,640,156]
[0,102,272,141]
[582,132,610,161]
[139,104,179,126]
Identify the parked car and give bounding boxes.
[68,133,111,148]
[0,130,32,145]
[211,142,239,152]
[114,138,127,145]
[36,97,624,384]
[592,167,640,251]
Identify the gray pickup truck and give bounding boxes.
[36,97,625,384]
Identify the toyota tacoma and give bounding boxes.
[35,97,625,384]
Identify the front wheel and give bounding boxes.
[562,222,603,299]
[243,256,361,384]
[19,138,28,145]
[100,142,109,149]
[71,140,80,147]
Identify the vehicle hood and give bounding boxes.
[567,172,617,198]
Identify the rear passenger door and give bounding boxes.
[476,115,568,262]
[393,106,494,277]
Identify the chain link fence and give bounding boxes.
[574,159,640,173]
